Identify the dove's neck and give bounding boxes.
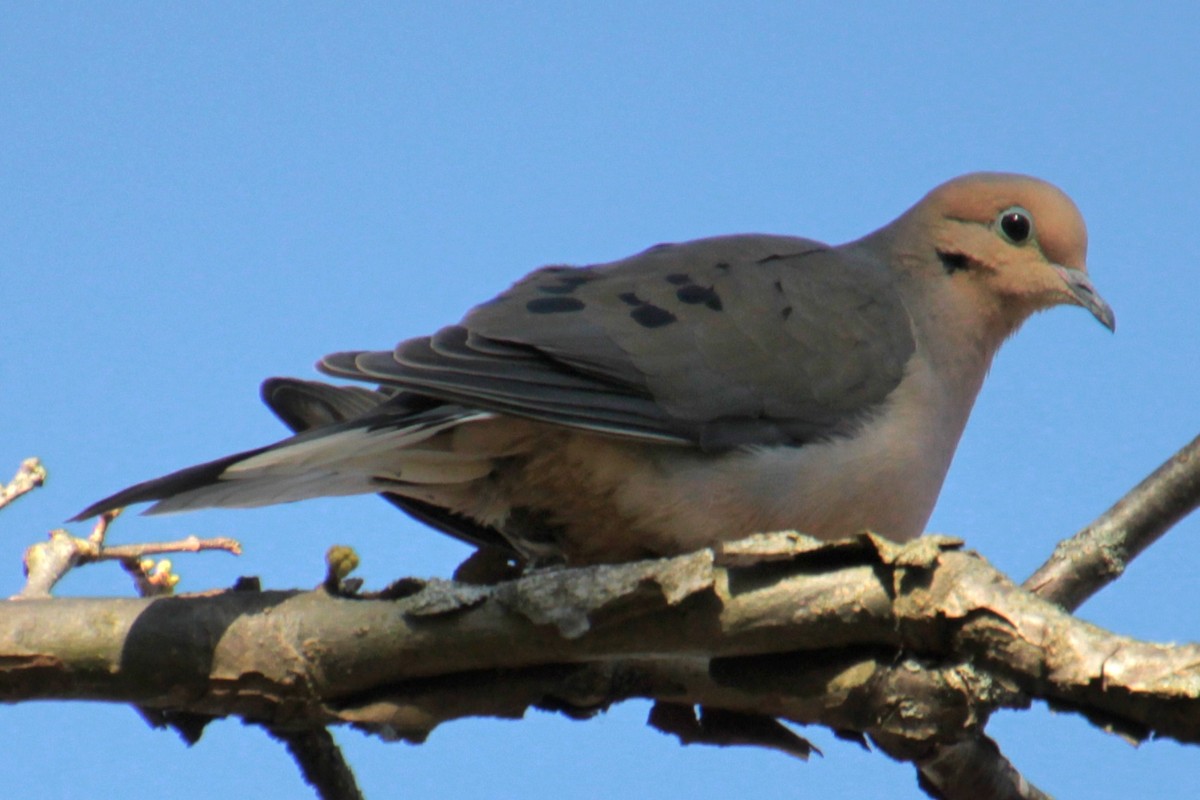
[845,234,1012,417]
[906,281,1008,412]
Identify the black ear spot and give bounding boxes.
[938,251,970,274]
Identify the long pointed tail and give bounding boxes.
[73,379,493,520]
[71,443,277,520]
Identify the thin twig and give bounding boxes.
[1024,433,1200,611]
[87,507,118,546]
[266,727,364,800]
[99,536,243,560]
[0,458,47,512]
[15,510,242,599]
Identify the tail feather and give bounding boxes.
[70,444,274,521]
[74,376,522,557]
[74,379,496,520]
[138,467,381,515]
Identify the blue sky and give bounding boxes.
[3,3,1199,798]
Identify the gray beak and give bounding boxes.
[1054,266,1116,332]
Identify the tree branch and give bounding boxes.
[919,432,1200,797]
[1025,433,1200,610]
[912,736,1051,800]
[1,535,1196,754]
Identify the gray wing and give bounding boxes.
[321,234,916,451]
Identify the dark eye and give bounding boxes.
[997,206,1034,244]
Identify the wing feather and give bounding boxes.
[318,234,915,450]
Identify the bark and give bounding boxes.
[2,535,1197,753]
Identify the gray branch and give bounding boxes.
[1025,433,1200,611]
[2,535,1198,774]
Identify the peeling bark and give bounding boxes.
[2,535,1198,755]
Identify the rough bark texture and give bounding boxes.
[3,535,1198,754]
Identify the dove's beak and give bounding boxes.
[1054,266,1116,332]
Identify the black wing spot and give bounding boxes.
[665,273,691,285]
[676,284,723,311]
[630,304,678,328]
[526,297,586,314]
[773,280,784,293]
[714,261,731,271]
[781,306,793,320]
[618,291,643,306]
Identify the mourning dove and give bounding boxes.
[77,173,1114,565]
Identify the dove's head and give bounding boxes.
[889,172,1115,335]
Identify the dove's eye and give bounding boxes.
[997,206,1034,244]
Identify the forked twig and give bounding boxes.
[15,510,241,599]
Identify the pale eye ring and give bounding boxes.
[997,206,1034,244]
